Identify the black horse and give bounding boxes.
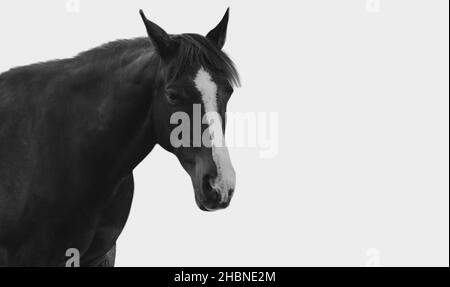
[0,8,239,266]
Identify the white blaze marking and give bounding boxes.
[194,67,236,203]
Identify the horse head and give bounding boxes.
[140,9,240,211]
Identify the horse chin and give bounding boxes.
[196,202,221,212]
[197,202,211,212]
[195,196,214,212]
[194,194,231,212]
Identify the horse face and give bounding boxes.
[155,64,236,211]
[150,64,235,211]
[141,9,238,211]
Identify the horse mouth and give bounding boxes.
[193,175,231,212]
[198,203,211,212]
[195,189,231,212]
[196,200,230,212]
[195,195,219,212]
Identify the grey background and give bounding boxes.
[0,0,448,266]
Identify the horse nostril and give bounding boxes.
[202,175,220,201]
[203,175,214,189]
[229,188,235,198]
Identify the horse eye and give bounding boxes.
[166,90,180,106]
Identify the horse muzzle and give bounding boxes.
[195,174,235,212]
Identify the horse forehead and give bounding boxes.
[193,67,219,110]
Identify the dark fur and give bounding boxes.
[0,25,237,266]
[0,36,155,265]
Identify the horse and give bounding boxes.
[0,8,239,267]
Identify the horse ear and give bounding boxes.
[139,10,176,59]
[206,8,230,50]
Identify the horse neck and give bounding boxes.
[79,47,162,179]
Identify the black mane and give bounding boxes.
[172,34,240,87]
[0,34,240,89]
[75,34,240,86]
[76,38,151,62]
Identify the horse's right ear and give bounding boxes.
[139,10,177,59]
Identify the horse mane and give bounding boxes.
[0,34,240,88]
[72,34,240,87]
[76,38,152,63]
[174,34,240,87]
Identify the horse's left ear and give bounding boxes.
[206,8,230,50]
[139,9,177,59]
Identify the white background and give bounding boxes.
[0,0,448,266]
